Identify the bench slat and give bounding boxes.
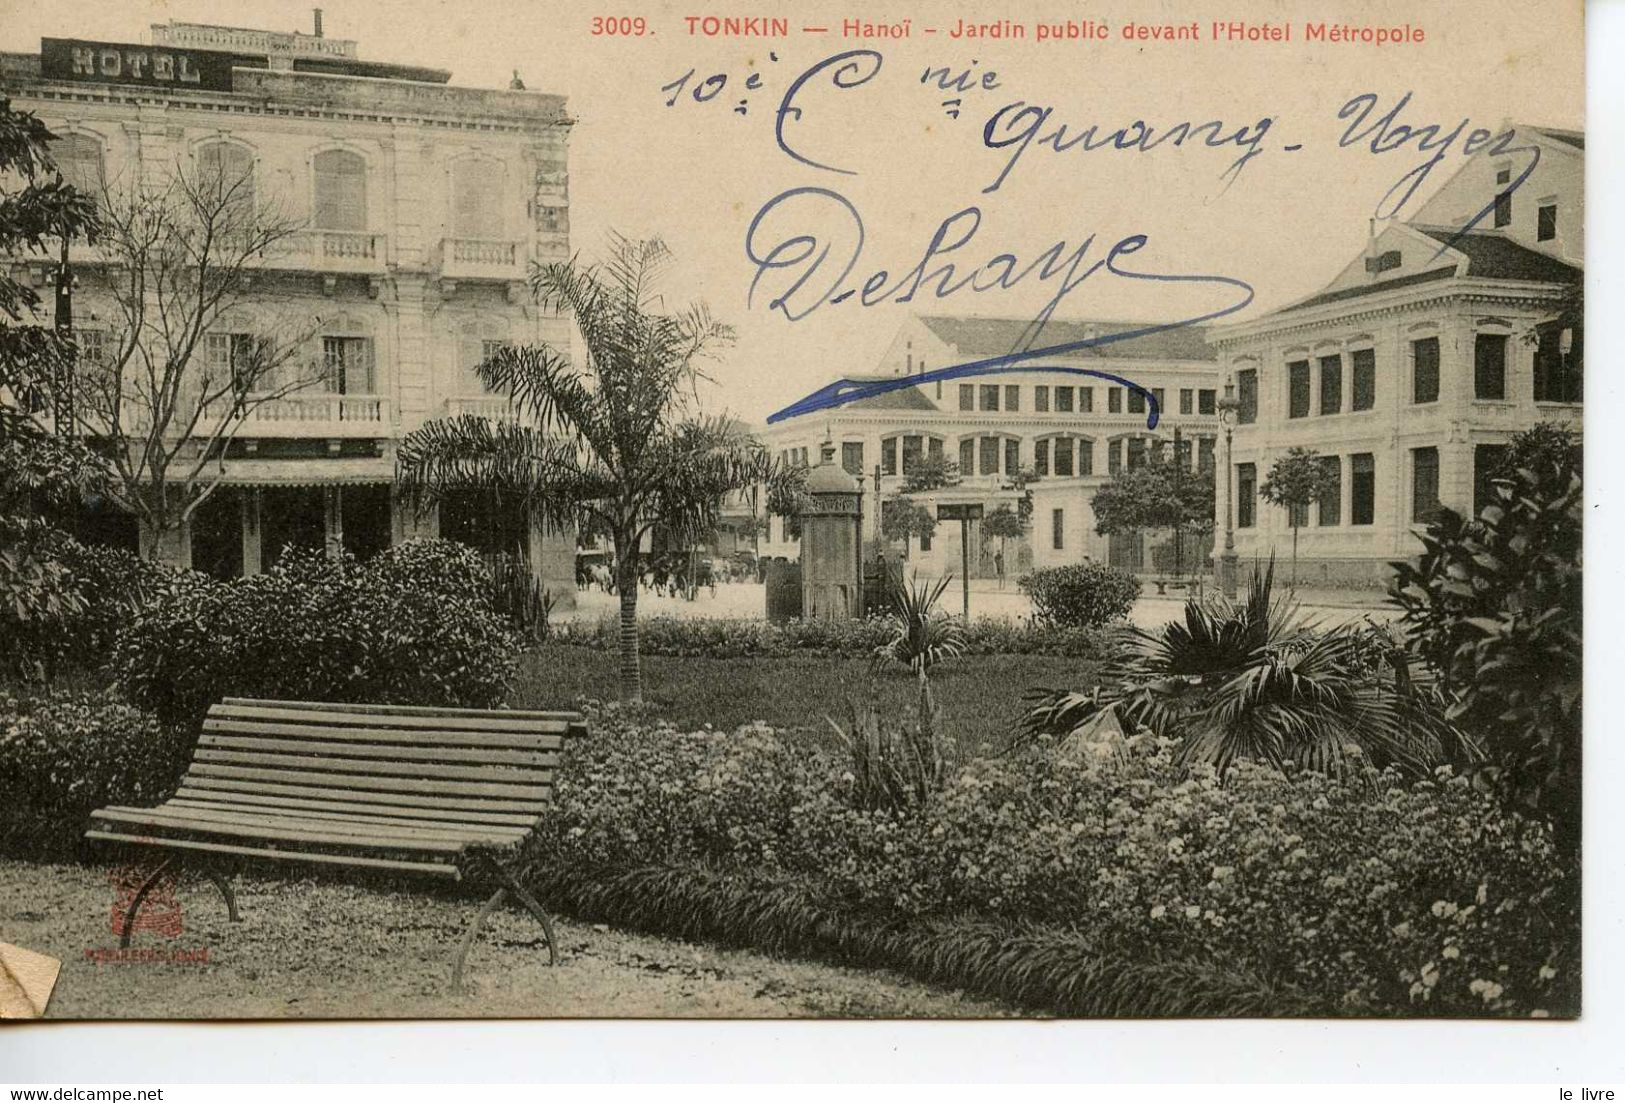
[168,789,542,827]
[197,733,559,766]
[223,696,584,722]
[90,808,471,853]
[212,703,572,735]
[203,718,565,751]
[163,798,536,837]
[186,763,552,800]
[193,748,553,783]
[98,804,526,846]
[85,830,463,879]
[177,777,550,815]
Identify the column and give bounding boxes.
[240,487,263,577]
[323,486,344,561]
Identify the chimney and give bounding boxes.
[313,8,324,37]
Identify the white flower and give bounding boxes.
[1184,905,1202,919]
[1150,905,1167,919]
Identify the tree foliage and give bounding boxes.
[1259,446,1337,585]
[982,502,1027,542]
[1091,457,1215,537]
[0,98,105,658]
[397,234,773,702]
[881,497,936,547]
[1390,427,1582,856]
[902,454,960,494]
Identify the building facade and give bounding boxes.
[758,315,1221,578]
[2,20,578,602]
[1210,125,1583,587]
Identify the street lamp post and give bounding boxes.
[1216,379,1240,598]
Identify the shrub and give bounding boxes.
[1019,563,1141,628]
[0,528,173,680]
[525,716,1576,1017]
[551,613,1114,661]
[1391,450,1581,856]
[115,540,522,726]
[0,691,187,818]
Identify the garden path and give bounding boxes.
[0,860,1012,1019]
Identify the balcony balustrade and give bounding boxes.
[438,237,526,281]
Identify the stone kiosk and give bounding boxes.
[799,444,864,620]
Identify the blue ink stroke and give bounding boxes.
[776,50,885,175]
[765,262,1254,426]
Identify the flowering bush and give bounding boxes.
[0,692,188,818]
[529,712,1576,1017]
[115,541,522,726]
[1019,563,1142,628]
[551,614,1114,660]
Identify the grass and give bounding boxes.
[512,644,1103,753]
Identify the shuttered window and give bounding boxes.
[452,160,504,239]
[1351,349,1376,411]
[198,142,255,217]
[50,134,104,198]
[323,336,375,394]
[1288,361,1311,418]
[313,150,367,231]
[1412,337,1440,404]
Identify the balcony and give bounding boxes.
[444,395,527,422]
[261,230,388,275]
[438,237,527,281]
[208,393,391,438]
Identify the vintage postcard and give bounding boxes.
[0,0,1583,1022]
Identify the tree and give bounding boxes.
[397,235,772,703]
[982,502,1025,585]
[1091,455,1215,575]
[46,151,321,562]
[881,497,936,556]
[1390,425,1581,857]
[0,98,105,660]
[1258,446,1335,588]
[903,454,959,494]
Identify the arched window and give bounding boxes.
[313,150,367,231]
[197,142,255,218]
[49,134,104,198]
[451,159,504,239]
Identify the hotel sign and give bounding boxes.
[40,38,262,91]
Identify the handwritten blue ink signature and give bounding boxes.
[751,189,1254,424]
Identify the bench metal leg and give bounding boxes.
[202,868,241,924]
[451,858,558,989]
[452,887,508,990]
[119,856,175,949]
[118,857,241,947]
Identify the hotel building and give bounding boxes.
[1209,125,1583,586]
[1,19,578,602]
[757,314,1222,578]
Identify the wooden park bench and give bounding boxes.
[85,697,587,987]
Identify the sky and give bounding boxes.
[0,0,1586,426]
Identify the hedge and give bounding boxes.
[550,614,1117,661]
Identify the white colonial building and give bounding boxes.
[1209,125,1583,587]
[1,19,577,601]
[758,314,1222,578]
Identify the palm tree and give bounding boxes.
[397,235,771,702]
[1022,561,1473,777]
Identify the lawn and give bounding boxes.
[512,644,1103,752]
